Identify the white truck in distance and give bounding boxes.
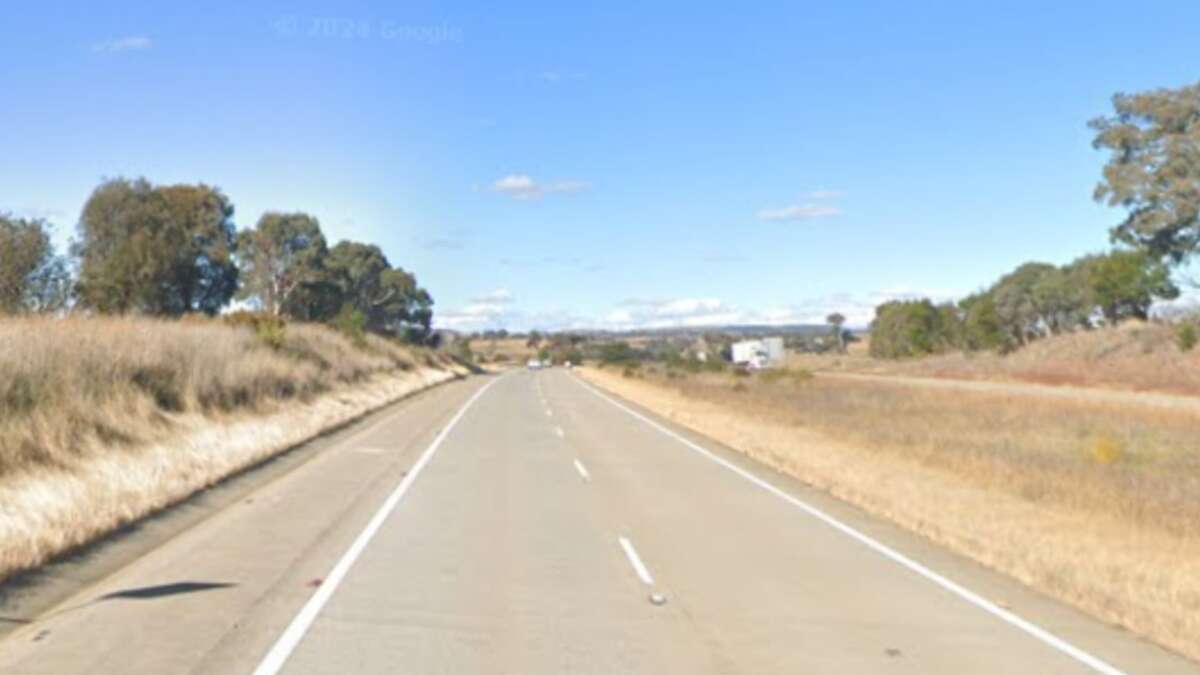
[731,337,784,370]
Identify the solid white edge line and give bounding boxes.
[572,374,1129,675]
[573,458,591,482]
[618,536,654,586]
[251,375,504,675]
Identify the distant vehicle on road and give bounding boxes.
[731,337,784,370]
[526,359,543,370]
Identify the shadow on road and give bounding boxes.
[98,581,236,602]
[0,580,238,631]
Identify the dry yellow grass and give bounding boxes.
[792,321,1200,395]
[0,316,464,581]
[582,364,1200,663]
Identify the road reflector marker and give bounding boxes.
[618,536,654,586]
[649,592,667,606]
[573,459,591,482]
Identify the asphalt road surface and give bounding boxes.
[1,370,1195,674]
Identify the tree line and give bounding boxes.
[870,81,1200,359]
[1,177,434,342]
[870,250,1177,358]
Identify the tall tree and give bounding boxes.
[1030,265,1091,334]
[959,292,1006,351]
[325,241,390,323]
[237,212,328,316]
[826,312,846,352]
[1076,249,1178,323]
[990,262,1057,345]
[1091,82,1200,262]
[324,240,434,339]
[375,267,434,340]
[74,178,238,315]
[869,299,956,359]
[0,214,70,313]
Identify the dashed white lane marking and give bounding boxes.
[251,375,505,675]
[618,536,654,586]
[545,408,553,417]
[573,459,591,482]
[573,375,1130,675]
[554,426,565,438]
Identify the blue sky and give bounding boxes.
[3,2,1199,330]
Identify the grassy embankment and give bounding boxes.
[792,320,1200,395]
[582,333,1200,662]
[0,316,465,582]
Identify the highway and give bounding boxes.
[0,369,1194,674]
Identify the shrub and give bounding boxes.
[332,305,367,346]
[599,341,639,365]
[869,299,959,359]
[222,311,287,350]
[454,338,474,364]
[1174,323,1197,352]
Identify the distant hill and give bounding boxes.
[572,324,834,340]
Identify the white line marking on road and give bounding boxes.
[573,459,591,482]
[573,375,1129,675]
[251,375,504,675]
[554,426,565,438]
[545,407,553,417]
[618,536,654,586]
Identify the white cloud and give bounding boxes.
[435,302,508,330]
[603,287,965,331]
[92,36,152,53]
[490,174,589,200]
[766,288,964,327]
[608,298,743,329]
[756,204,842,221]
[434,289,519,330]
[473,288,514,304]
[434,286,966,333]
